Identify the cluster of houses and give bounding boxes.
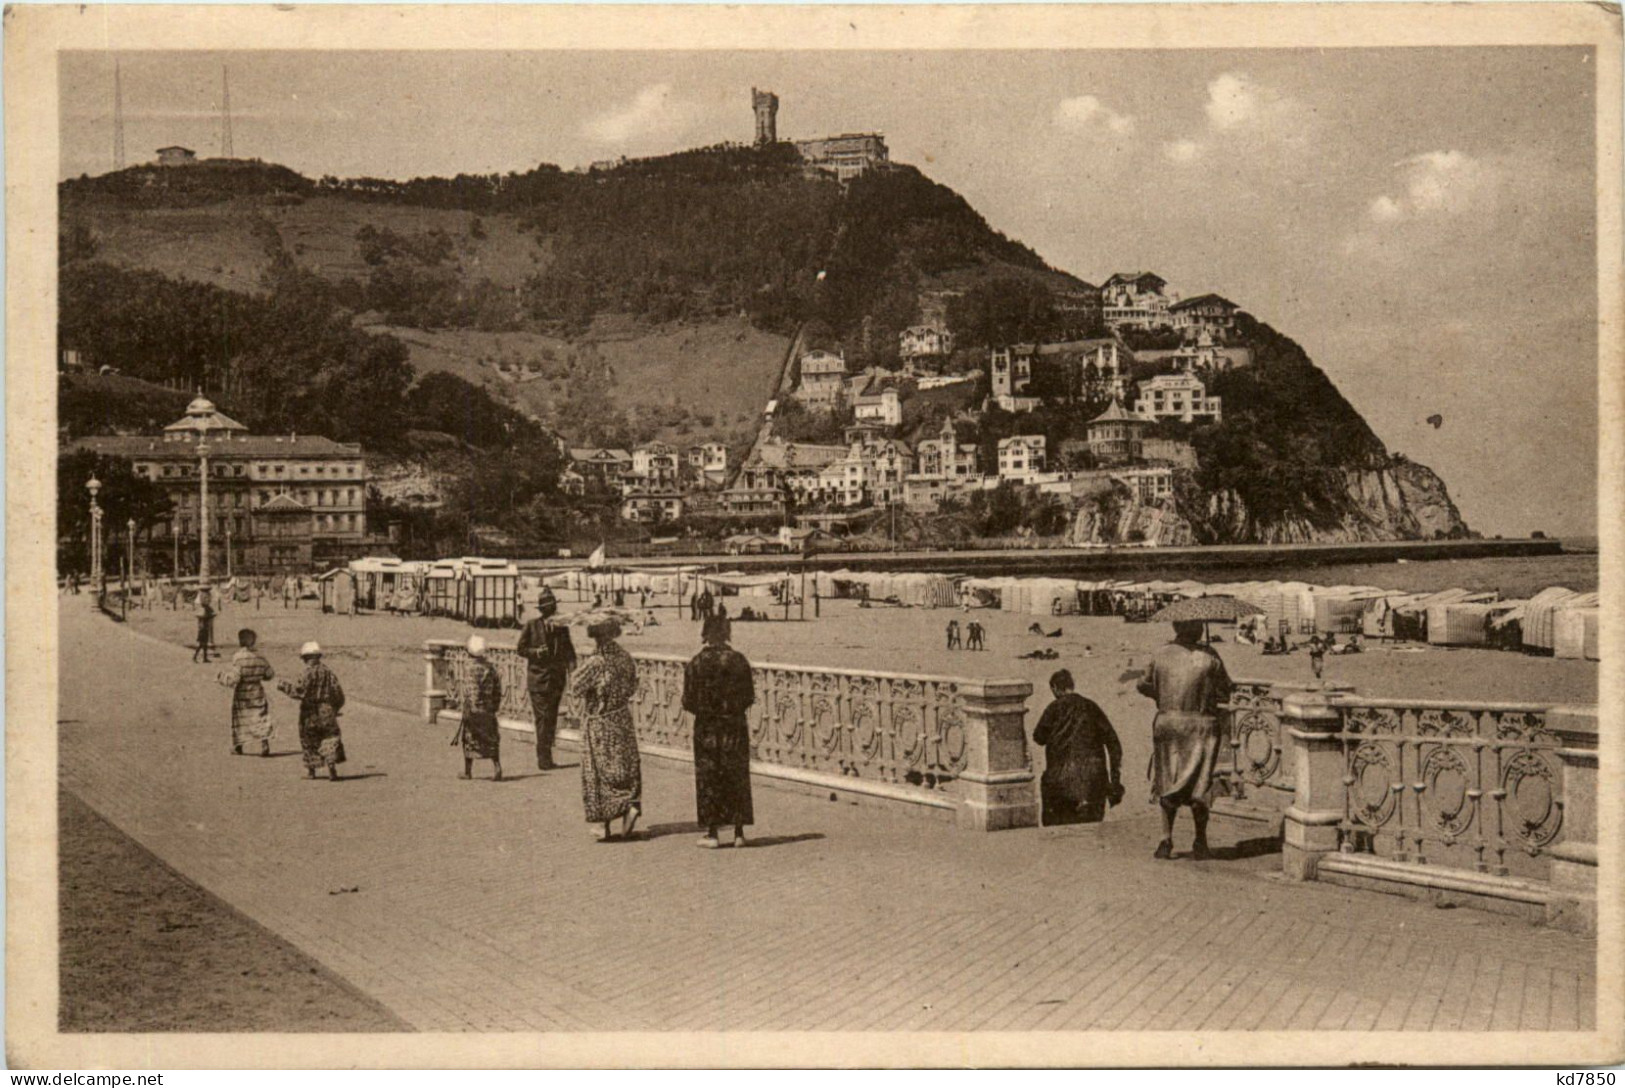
[561,441,730,524]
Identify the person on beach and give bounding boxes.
[573,619,643,841]
[192,586,216,664]
[966,621,985,651]
[684,615,756,849]
[278,642,347,780]
[1308,634,1326,679]
[946,619,962,650]
[516,587,576,770]
[713,603,731,644]
[217,628,275,756]
[1033,669,1123,826]
[1137,619,1233,860]
[455,635,504,781]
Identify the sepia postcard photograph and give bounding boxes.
[4,1,1622,1070]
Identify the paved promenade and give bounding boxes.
[58,604,1596,1032]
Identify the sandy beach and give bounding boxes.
[112,589,1597,825]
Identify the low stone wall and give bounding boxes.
[424,639,1037,830]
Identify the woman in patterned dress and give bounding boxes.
[573,619,643,841]
[277,641,347,780]
[217,628,275,756]
[457,634,503,781]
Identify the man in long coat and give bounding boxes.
[1033,668,1123,825]
[515,587,576,770]
[1137,619,1234,860]
[683,615,755,848]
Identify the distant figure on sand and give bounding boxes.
[192,587,216,664]
[684,615,756,849]
[966,621,985,651]
[1308,635,1326,679]
[278,641,347,781]
[1033,669,1123,825]
[946,619,962,650]
[574,619,643,841]
[217,628,275,756]
[1137,619,1233,860]
[456,635,503,781]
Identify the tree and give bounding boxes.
[57,450,174,575]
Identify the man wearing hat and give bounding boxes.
[516,586,576,770]
[457,635,504,781]
[277,641,348,781]
[1136,619,1234,860]
[682,615,756,848]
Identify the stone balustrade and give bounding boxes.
[424,639,1037,831]
[1280,692,1599,934]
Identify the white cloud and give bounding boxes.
[1204,72,1262,130]
[1365,151,1496,224]
[582,83,697,146]
[1053,94,1134,135]
[1165,72,1311,166]
[1163,139,1201,164]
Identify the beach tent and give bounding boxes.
[1520,587,1582,652]
[316,568,357,614]
[1553,606,1600,660]
[1312,587,1390,634]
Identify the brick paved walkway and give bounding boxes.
[57,605,1597,1032]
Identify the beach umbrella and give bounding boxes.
[1150,595,1266,624]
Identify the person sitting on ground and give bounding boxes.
[1046,627,1063,638]
[1033,669,1124,826]
[1028,622,1045,636]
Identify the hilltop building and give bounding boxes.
[752,87,779,145]
[853,382,902,427]
[686,443,729,486]
[1086,399,1147,466]
[997,435,1047,482]
[914,417,980,480]
[155,146,197,166]
[1102,272,1178,329]
[795,134,890,181]
[1168,294,1240,338]
[1135,372,1223,424]
[794,349,848,408]
[1136,330,1251,374]
[568,447,634,492]
[899,323,955,363]
[69,395,368,573]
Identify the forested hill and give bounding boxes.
[59,146,1467,544]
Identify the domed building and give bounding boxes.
[70,395,370,574]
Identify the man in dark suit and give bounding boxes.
[516,587,576,770]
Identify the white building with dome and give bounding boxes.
[69,395,371,573]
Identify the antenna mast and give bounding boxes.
[220,65,234,159]
[113,60,126,169]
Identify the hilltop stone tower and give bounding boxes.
[752,87,779,145]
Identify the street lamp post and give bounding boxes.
[86,475,103,588]
[127,518,137,581]
[197,439,211,583]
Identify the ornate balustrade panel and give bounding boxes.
[1223,678,1286,794]
[1332,699,1569,880]
[429,642,985,798]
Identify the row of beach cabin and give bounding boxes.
[319,557,1598,659]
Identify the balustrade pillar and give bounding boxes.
[423,640,452,723]
[1544,705,1598,933]
[1281,692,1346,880]
[954,678,1037,831]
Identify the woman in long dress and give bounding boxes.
[458,634,503,781]
[217,628,275,756]
[573,619,642,841]
[277,641,348,780]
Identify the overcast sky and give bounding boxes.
[59,48,1599,537]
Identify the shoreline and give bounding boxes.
[518,537,1567,577]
